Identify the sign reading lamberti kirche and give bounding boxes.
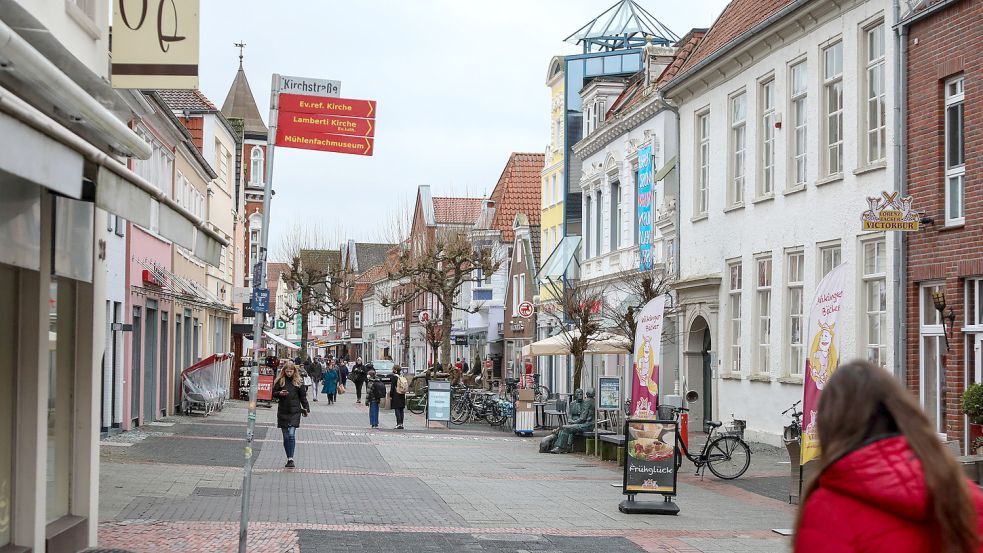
[111,0,201,89]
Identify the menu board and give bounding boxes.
[623,419,678,496]
[598,376,621,411]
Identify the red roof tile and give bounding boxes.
[669,0,793,83]
[432,197,483,226]
[656,29,708,87]
[157,89,218,112]
[488,153,545,242]
[355,264,387,285]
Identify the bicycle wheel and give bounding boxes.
[407,394,426,414]
[534,385,551,403]
[706,436,751,480]
[485,403,507,426]
[450,397,470,425]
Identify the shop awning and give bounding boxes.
[521,331,631,356]
[0,19,226,267]
[264,331,299,350]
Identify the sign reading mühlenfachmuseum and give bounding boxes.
[112,0,200,89]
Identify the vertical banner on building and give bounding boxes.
[630,296,665,418]
[111,0,201,89]
[637,145,653,271]
[801,263,848,465]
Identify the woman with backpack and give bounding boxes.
[365,368,388,429]
[389,364,407,430]
[271,362,309,468]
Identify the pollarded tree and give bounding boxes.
[383,229,501,372]
[538,281,607,391]
[606,269,677,344]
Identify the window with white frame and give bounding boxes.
[354,311,361,329]
[595,190,602,255]
[216,141,230,192]
[611,180,621,250]
[967,279,983,387]
[820,244,842,278]
[790,61,808,187]
[967,278,983,328]
[584,195,592,258]
[760,79,776,196]
[542,178,549,209]
[920,283,945,434]
[249,227,260,279]
[666,239,675,276]
[945,76,965,225]
[696,111,710,215]
[729,92,747,206]
[756,256,773,374]
[823,41,844,176]
[864,23,886,164]
[250,146,264,185]
[863,239,887,367]
[728,261,743,372]
[786,251,805,375]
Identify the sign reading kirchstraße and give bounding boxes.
[277,75,341,98]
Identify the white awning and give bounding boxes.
[264,331,299,350]
[521,331,631,356]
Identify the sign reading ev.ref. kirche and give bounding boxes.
[276,92,377,157]
[112,0,200,89]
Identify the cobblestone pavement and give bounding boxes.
[95,396,795,552]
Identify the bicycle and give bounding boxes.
[502,377,551,403]
[662,405,751,480]
[782,400,803,444]
[451,389,507,426]
[407,386,428,414]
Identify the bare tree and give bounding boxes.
[383,228,501,371]
[538,281,607,390]
[606,269,677,343]
[277,225,348,361]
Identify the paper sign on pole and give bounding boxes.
[801,263,848,465]
[630,296,665,418]
[111,0,200,89]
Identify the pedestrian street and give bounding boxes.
[95,397,795,552]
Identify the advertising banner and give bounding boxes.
[637,145,653,270]
[427,380,451,422]
[623,419,677,495]
[630,296,665,418]
[111,0,200,89]
[257,374,274,402]
[801,263,848,465]
[598,376,621,411]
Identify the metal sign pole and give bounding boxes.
[238,73,280,553]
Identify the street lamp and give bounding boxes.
[932,289,956,349]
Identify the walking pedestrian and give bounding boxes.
[272,362,309,469]
[365,368,387,429]
[339,360,350,389]
[307,356,322,402]
[794,360,983,553]
[321,361,339,404]
[389,364,407,430]
[351,358,367,404]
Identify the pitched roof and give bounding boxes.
[669,0,794,82]
[656,29,708,87]
[355,263,387,285]
[432,197,483,226]
[266,262,291,313]
[221,66,268,137]
[299,249,340,272]
[157,89,218,112]
[353,243,394,274]
[488,153,545,242]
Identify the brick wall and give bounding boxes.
[905,0,983,445]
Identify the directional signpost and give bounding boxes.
[239,73,378,553]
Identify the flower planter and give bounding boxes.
[971,423,983,452]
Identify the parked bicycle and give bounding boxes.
[451,389,508,426]
[663,404,751,480]
[502,377,551,403]
[782,400,803,444]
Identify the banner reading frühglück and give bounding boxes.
[630,296,665,419]
[801,263,848,465]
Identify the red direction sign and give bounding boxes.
[278,94,376,118]
[276,127,374,156]
[518,301,534,319]
[278,112,375,137]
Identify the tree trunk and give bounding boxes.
[572,347,585,391]
[299,307,309,362]
[440,302,456,384]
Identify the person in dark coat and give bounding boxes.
[389,364,406,430]
[339,360,350,388]
[365,369,388,428]
[351,358,367,404]
[306,358,323,402]
[321,362,339,404]
[271,362,309,468]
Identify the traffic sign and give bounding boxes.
[278,94,376,118]
[518,301,534,319]
[251,288,270,314]
[418,310,432,323]
[278,112,375,137]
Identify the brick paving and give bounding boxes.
[96,397,795,552]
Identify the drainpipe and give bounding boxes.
[661,94,686,403]
[892,0,908,384]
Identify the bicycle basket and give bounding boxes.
[656,405,677,420]
[721,419,746,439]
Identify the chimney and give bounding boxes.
[643,35,676,87]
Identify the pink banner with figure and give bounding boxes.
[630,296,665,419]
[801,263,848,465]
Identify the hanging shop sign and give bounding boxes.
[111,0,200,89]
[801,263,848,465]
[517,301,534,319]
[623,418,678,495]
[861,191,920,231]
[630,296,665,419]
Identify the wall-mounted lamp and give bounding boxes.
[932,289,956,348]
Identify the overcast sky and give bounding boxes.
[196,0,729,249]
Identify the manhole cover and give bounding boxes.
[192,487,241,497]
[473,534,542,542]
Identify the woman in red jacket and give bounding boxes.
[795,360,983,552]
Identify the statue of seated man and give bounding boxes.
[551,389,596,454]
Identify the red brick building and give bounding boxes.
[903,0,981,451]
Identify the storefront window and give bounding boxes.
[47,278,75,522]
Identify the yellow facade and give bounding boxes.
[540,57,565,302]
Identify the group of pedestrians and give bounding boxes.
[365,364,407,429]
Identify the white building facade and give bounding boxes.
[663,0,898,444]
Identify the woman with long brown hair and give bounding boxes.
[272,362,309,468]
[795,360,983,552]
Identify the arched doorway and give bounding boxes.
[685,316,712,429]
